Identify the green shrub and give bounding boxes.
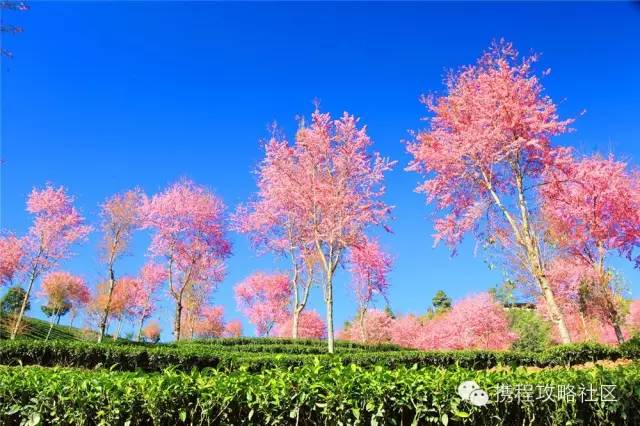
[0,340,629,373]
[507,308,552,352]
[0,362,637,425]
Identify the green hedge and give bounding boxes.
[0,362,638,425]
[0,340,632,373]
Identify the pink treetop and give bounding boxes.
[388,314,424,349]
[234,272,291,336]
[142,179,231,293]
[107,276,138,319]
[130,262,167,321]
[22,184,91,275]
[542,154,640,266]
[99,189,144,264]
[348,238,392,308]
[39,271,90,309]
[0,235,23,285]
[406,41,572,248]
[274,309,326,339]
[338,309,393,344]
[419,293,517,350]
[223,319,243,338]
[142,321,161,343]
[193,305,226,338]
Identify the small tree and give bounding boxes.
[235,272,291,336]
[431,290,452,315]
[141,321,161,343]
[130,262,166,341]
[1,286,29,314]
[97,190,143,343]
[223,320,243,338]
[39,271,90,340]
[142,180,231,341]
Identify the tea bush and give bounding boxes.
[0,339,630,373]
[0,361,637,425]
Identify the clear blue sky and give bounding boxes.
[1,2,639,340]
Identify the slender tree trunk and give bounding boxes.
[174,301,183,341]
[359,306,367,343]
[113,316,124,341]
[136,316,145,342]
[538,271,572,344]
[98,263,116,343]
[45,311,57,342]
[56,314,61,325]
[292,307,299,339]
[10,269,37,340]
[325,268,335,354]
[292,275,300,339]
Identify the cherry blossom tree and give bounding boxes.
[38,271,90,340]
[181,281,212,340]
[541,154,640,343]
[274,309,326,339]
[192,305,225,339]
[348,237,392,342]
[97,189,144,342]
[338,309,393,344]
[238,110,393,352]
[419,293,517,350]
[406,41,574,343]
[234,272,291,336]
[142,179,231,341]
[131,262,166,341]
[11,185,90,339]
[223,319,243,338]
[142,321,161,343]
[389,314,424,348]
[0,235,23,286]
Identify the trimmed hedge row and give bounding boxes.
[0,339,637,372]
[0,362,638,425]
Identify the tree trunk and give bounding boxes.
[538,273,572,344]
[136,316,145,342]
[174,302,183,341]
[113,316,123,341]
[292,307,300,339]
[612,321,625,344]
[359,307,367,343]
[10,270,37,340]
[98,265,116,343]
[45,312,56,342]
[325,269,335,354]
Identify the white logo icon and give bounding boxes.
[457,381,488,407]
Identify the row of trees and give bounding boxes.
[2,40,640,350]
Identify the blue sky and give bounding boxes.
[1,2,639,341]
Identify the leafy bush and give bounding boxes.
[0,339,629,373]
[507,308,552,352]
[0,362,637,425]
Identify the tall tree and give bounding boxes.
[348,237,392,342]
[234,272,291,336]
[130,262,166,342]
[541,154,640,343]
[239,110,393,352]
[97,189,143,343]
[11,185,90,339]
[38,271,90,341]
[431,290,452,315]
[406,41,574,343]
[142,179,231,340]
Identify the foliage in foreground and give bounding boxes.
[0,361,638,425]
[0,338,637,373]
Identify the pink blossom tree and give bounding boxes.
[38,271,90,340]
[192,305,226,339]
[338,309,393,344]
[97,189,144,342]
[541,154,640,343]
[238,110,393,352]
[223,319,243,338]
[406,41,574,343]
[274,309,326,339]
[141,179,231,341]
[348,237,392,342]
[0,235,23,286]
[131,262,167,341]
[388,314,424,349]
[419,293,517,350]
[11,185,90,339]
[142,321,161,343]
[234,272,291,336]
